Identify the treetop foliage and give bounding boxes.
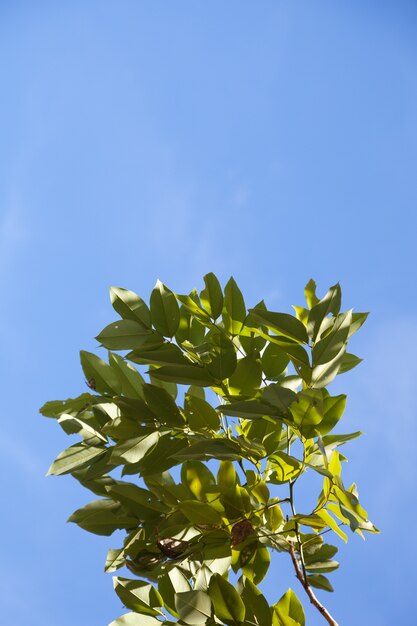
[41,274,378,626]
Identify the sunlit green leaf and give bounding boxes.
[201,272,224,319]
[223,276,246,335]
[110,287,151,329]
[208,573,246,623]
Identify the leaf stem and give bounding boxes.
[289,544,340,626]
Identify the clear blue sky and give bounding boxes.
[1,1,416,624]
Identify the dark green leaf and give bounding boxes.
[185,394,220,431]
[248,309,308,344]
[229,355,262,395]
[206,330,237,380]
[143,383,184,425]
[150,364,215,387]
[306,574,334,592]
[109,353,145,399]
[80,350,122,395]
[150,280,180,337]
[261,343,290,379]
[68,499,138,536]
[338,353,363,374]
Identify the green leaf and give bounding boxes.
[110,286,151,329]
[39,393,102,418]
[111,431,160,465]
[68,499,138,536]
[185,394,220,431]
[274,588,305,626]
[312,310,352,367]
[348,312,369,337]
[208,573,246,623]
[173,439,244,462]
[217,460,237,493]
[321,431,362,452]
[175,590,213,625]
[219,399,279,419]
[113,578,163,616]
[316,394,347,435]
[109,353,145,399]
[268,452,301,484]
[56,414,107,444]
[290,389,323,428]
[149,364,215,387]
[178,500,223,525]
[316,509,347,542]
[304,279,319,309]
[150,280,180,337]
[105,548,126,573]
[206,330,237,380]
[181,461,216,500]
[248,309,308,344]
[143,384,184,425]
[237,577,272,626]
[127,343,188,366]
[223,276,246,335]
[242,544,271,584]
[80,350,122,395]
[47,443,106,476]
[158,567,191,617]
[310,345,346,389]
[96,320,153,351]
[338,353,363,374]
[261,343,289,379]
[307,283,341,341]
[262,384,297,419]
[306,574,334,592]
[229,354,262,395]
[201,272,224,319]
[106,483,166,519]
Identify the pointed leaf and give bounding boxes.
[80,350,122,395]
[208,573,246,623]
[223,276,246,335]
[201,272,224,319]
[110,286,151,328]
[150,280,180,337]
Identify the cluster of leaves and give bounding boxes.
[41,274,378,626]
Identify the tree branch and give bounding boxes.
[289,544,340,626]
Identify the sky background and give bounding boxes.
[1,1,416,624]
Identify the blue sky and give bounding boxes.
[1,1,416,624]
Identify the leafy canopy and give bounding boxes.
[41,274,377,626]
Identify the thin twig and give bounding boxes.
[289,544,340,626]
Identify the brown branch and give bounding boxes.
[289,544,340,626]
